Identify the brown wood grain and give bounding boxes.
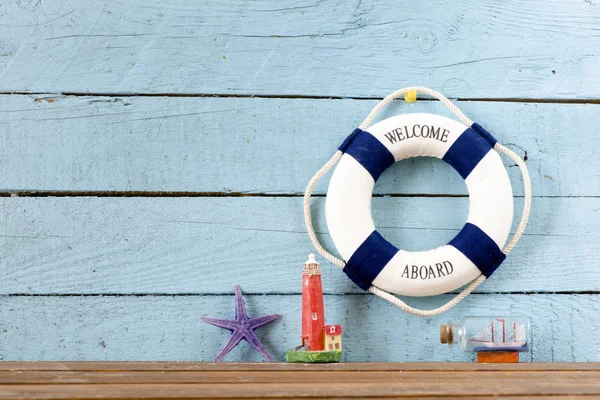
[0,363,597,399]
[0,370,597,384]
[1,380,600,399]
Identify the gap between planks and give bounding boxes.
[0,191,584,198]
[0,191,469,198]
[3,291,600,297]
[2,91,600,105]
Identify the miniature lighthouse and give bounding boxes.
[301,253,325,351]
[286,253,343,363]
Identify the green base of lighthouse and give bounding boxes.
[285,347,342,363]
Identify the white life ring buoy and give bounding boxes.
[326,113,513,297]
[304,87,531,316]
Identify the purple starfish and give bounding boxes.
[201,285,281,362]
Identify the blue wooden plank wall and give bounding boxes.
[0,0,598,362]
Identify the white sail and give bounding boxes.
[470,322,492,342]
[475,321,527,349]
[514,324,526,342]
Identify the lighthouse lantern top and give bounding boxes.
[303,253,321,276]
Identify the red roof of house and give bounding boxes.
[324,324,342,335]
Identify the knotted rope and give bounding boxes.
[303,87,532,317]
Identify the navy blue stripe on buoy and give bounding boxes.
[338,128,362,153]
[343,230,399,291]
[471,123,498,147]
[448,223,506,277]
[442,127,493,179]
[340,129,395,181]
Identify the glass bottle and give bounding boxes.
[440,316,531,352]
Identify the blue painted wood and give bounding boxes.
[0,294,597,362]
[0,0,598,98]
[0,0,596,363]
[0,94,593,196]
[0,196,593,294]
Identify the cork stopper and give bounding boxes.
[303,253,321,275]
[440,324,453,345]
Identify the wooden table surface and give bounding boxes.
[0,362,599,399]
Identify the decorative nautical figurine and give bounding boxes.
[286,254,343,363]
[440,316,531,363]
[201,285,281,362]
[304,87,532,316]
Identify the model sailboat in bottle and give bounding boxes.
[470,318,528,352]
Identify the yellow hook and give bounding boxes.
[404,89,417,103]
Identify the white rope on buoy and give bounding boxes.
[303,87,532,317]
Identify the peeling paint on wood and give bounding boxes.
[0,95,594,196]
[0,0,599,97]
[0,294,598,362]
[0,0,596,363]
[0,196,594,294]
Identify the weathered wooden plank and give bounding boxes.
[0,294,598,362]
[3,381,600,400]
[0,390,590,400]
[7,370,600,384]
[0,196,592,294]
[0,368,600,391]
[0,365,598,399]
[0,1,599,98]
[0,95,592,196]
